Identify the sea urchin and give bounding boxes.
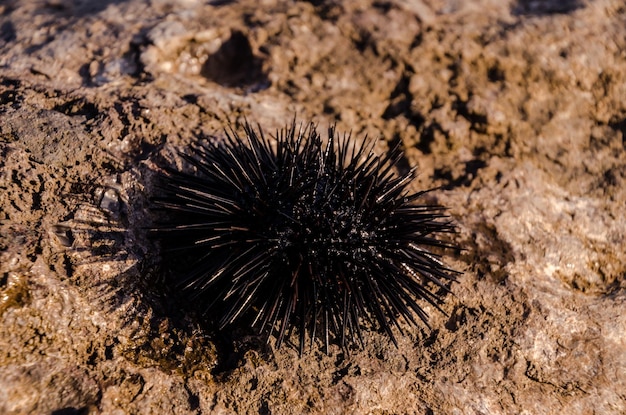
[151,121,458,352]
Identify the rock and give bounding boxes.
[1,0,625,413]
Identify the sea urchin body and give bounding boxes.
[152,121,458,352]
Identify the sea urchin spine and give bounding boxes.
[151,121,458,352]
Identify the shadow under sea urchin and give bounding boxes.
[150,121,459,354]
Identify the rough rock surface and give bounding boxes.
[1,0,625,414]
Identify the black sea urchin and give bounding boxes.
[151,121,458,352]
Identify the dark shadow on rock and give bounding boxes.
[608,116,626,146]
[200,30,268,91]
[58,158,223,375]
[60,140,262,376]
[42,0,129,16]
[207,0,238,5]
[435,159,488,189]
[462,222,515,285]
[512,0,585,16]
[60,131,278,376]
[0,21,16,44]
[51,407,90,415]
